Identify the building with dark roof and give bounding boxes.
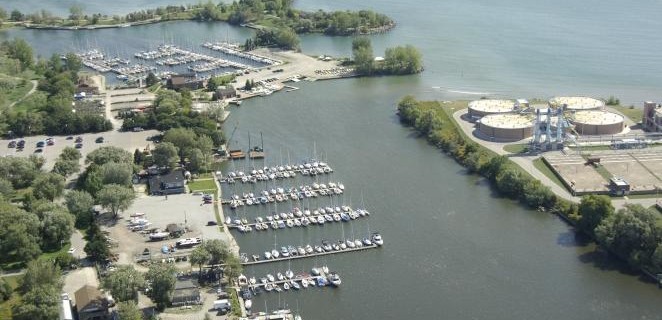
[148,170,186,195]
[74,285,110,320]
[171,278,201,307]
[167,73,205,91]
[215,85,237,100]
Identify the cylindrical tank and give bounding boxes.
[572,110,624,135]
[478,114,534,141]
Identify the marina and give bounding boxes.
[238,266,341,296]
[222,182,345,208]
[225,206,371,233]
[202,41,282,66]
[221,161,334,183]
[239,233,383,265]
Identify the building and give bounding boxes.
[171,279,202,307]
[167,73,205,91]
[74,285,111,320]
[148,170,186,195]
[643,101,662,132]
[59,293,74,320]
[76,76,100,95]
[216,85,237,100]
[477,114,535,141]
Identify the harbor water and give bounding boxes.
[2,0,662,318]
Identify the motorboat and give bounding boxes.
[277,272,285,281]
[322,266,329,274]
[278,221,286,229]
[280,247,290,257]
[311,267,321,276]
[271,249,280,258]
[286,219,294,228]
[238,274,248,286]
[346,239,356,248]
[332,243,340,251]
[286,269,294,279]
[316,277,327,287]
[314,245,324,253]
[327,272,341,286]
[305,244,314,254]
[297,246,306,255]
[339,241,347,250]
[340,213,350,222]
[301,278,310,288]
[354,239,363,247]
[288,246,297,256]
[260,277,268,284]
[294,219,302,227]
[245,299,252,310]
[283,282,290,290]
[322,241,333,252]
[264,251,272,259]
[266,274,275,282]
[302,218,310,226]
[264,283,274,292]
[372,232,384,246]
[324,215,333,222]
[291,280,300,290]
[249,277,257,285]
[274,284,282,292]
[363,237,373,246]
[333,214,341,222]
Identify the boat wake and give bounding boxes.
[432,86,492,96]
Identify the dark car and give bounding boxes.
[17,139,25,147]
[8,141,16,148]
[16,147,24,152]
[75,136,83,143]
[75,143,83,149]
[36,141,45,148]
[206,221,218,226]
[34,148,43,153]
[95,137,104,143]
[47,140,55,146]
[66,136,74,140]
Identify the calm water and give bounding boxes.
[3,0,662,318]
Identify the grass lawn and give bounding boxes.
[38,243,71,263]
[188,179,217,193]
[593,164,613,180]
[532,158,566,189]
[197,172,213,179]
[0,76,33,109]
[0,275,23,319]
[609,105,643,123]
[503,143,529,154]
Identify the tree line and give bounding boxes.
[397,96,662,277]
[352,38,423,75]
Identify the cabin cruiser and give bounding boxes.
[327,272,341,286]
[301,278,310,288]
[291,280,300,290]
[280,247,290,257]
[277,272,285,281]
[372,232,384,246]
[238,274,248,286]
[266,274,275,282]
[305,244,314,254]
[346,239,356,248]
[271,249,280,258]
[264,251,272,259]
[286,269,294,279]
[363,237,373,246]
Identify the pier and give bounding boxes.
[221,162,333,183]
[226,207,371,233]
[202,41,282,66]
[241,243,380,266]
[222,182,345,207]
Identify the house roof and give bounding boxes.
[148,170,186,193]
[74,285,107,313]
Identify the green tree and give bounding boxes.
[65,190,95,228]
[117,301,143,320]
[86,146,133,166]
[595,204,660,266]
[100,162,133,186]
[97,184,136,218]
[163,128,197,158]
[383,45,423,75]
[12,285,60,320]
[103,265,145,302]
[52,159,80,177]
[190,245,211,274]
[145,72,159,87]
[223,253,243,280]
[204,239,228,265]
[494,168,524,199]
[188,148,210,173]
[63,52,82,73]
[152,142,179,168]
[352,37,374,74]
[0,178,14,199]
[0,203,41,263]
[0,157,39,189]
[134,149,145,165]
[5,38,33,70]
[69,5,84,21]
[578,195,614,235]
[0,278,12,302]
[31,172,65,201]
[40,209,74,250]
[10,10,24,21]
[60,146,83,161]
[145,264,176,310]
[19,259,62,294]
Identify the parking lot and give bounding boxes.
[0,129,159,171]
[107,192,230,267]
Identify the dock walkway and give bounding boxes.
[241,244,379,266]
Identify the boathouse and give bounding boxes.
[148,170,186,195]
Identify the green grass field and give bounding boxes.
[609,105,643,123]
[188,179,217,193]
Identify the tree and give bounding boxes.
[117,301,143,320]
[145,264,176,310]
[134,149,145,165]
[382,45,423,75]
[0,156,39,189]
[0,278,12,302]
[223,253,243,280]
[31,172,65,201]
[60,146,83,161]
[275,28,300,50]
[0,178,14,199]
[100,162,133,186]
[152,142,179,169]
[0,8,7,22]
[163,128,197,158]
[352,37,374,74]
[53,251,78,270]
[190,245,211,274]
[65,190,95,228]
[97,184,136,218]
[578,195,614,235]
[63,52,82,73]
[19,259,62,294]
[103,265,145,302]
[0,203,41,263]
[10,10,24,21]
[595,204,660,266]
[52,159,80,177]
[69,5,84,21]
[145,72,159,87]
[86,146,133,166]
[40,209,74,250]
[12,285,60,320]
[188,148,210,173]
[5,38,34,70]
[204,239,228,265]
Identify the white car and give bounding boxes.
[67,248,76,255]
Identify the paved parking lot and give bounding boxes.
[108,192,230,266]
[0,129,159,171]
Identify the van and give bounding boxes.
[213,299,230,311]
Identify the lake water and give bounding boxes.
[2,0,662,319]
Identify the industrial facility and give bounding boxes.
[468,99,517,118]
[548,96,605,111]
[643,101,662,132]
[570,110,625,135]
[477,114,535,141]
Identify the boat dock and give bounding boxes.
[239,267,340,295]
[242,244,379,265]
[222,182,345,208]
[202,41,282,66]
[226,206,370,233]
[221,161,334,183]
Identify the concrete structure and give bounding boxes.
[643,101,662,132]
[468,99,516,118]
[74,285,111,320]
[477,114,534,141]
[549,96,605,110]
[571,110,624,135]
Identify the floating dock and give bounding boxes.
[222,182,345,208]
[221,161,333,183]
[226,206,370,233]
[241,242,381,266]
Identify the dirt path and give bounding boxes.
[7,79,38,108]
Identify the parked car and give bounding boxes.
[47,140,55,146]
[34,148,43,153]
[17,139,25,147]
[75,136,83,143]
[75,143,83,149]
[96,137,104,143]
[66,136,74,140]
[207,221,218,226]
[8,141,16,148]
[36,141,45,148]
